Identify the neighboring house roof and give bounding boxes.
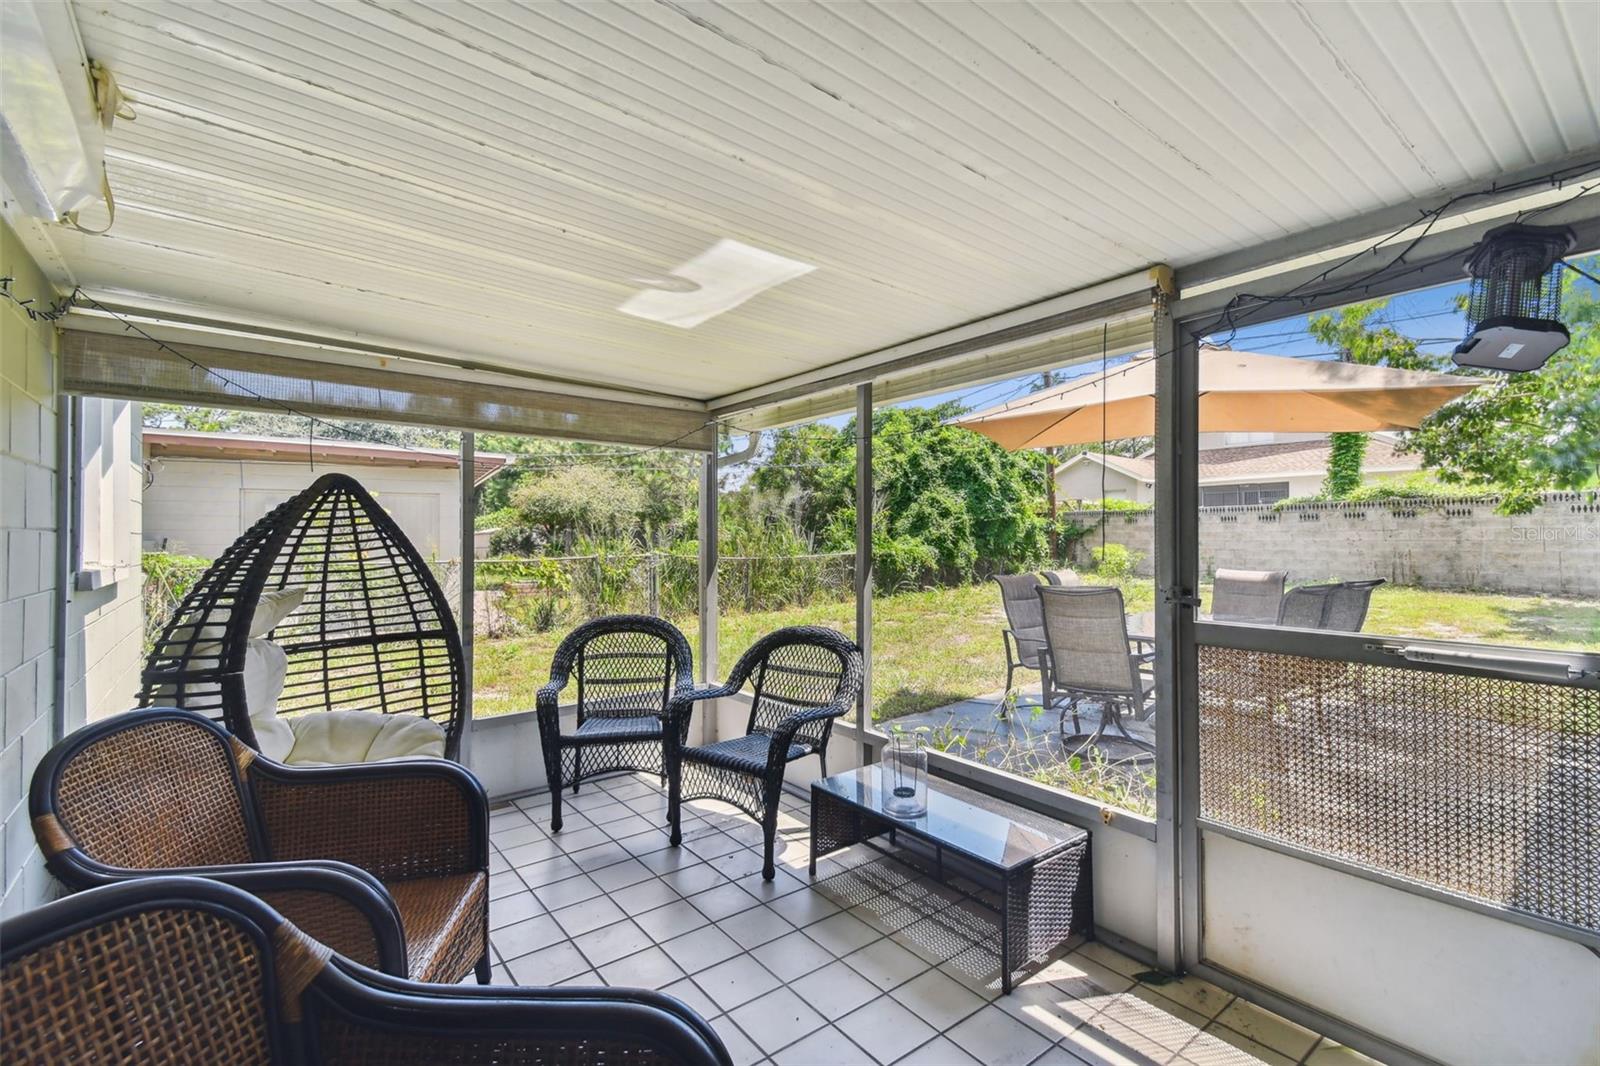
[143,429,511,486]
[1056,436,1421,487]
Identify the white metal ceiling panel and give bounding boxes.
[25,0,1600,405]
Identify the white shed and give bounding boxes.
[141,430,508,562]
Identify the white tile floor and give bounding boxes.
[485,772,1379,1066]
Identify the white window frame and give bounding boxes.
[72,397,139,589]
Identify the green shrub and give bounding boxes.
[1059,498,1152,513]
[872,532,940,592]
[1276,472,1504,509]
[1091,543,1144,581]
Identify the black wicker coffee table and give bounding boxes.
[810,767,1091,993]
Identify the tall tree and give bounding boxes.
[749,403,1049,586]
[1406,261,1600,512]
[1306,300,1446,497]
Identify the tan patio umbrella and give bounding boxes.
[951,348,1480,449]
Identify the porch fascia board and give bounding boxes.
[60,328,715,452]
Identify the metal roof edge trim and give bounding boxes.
[63,303,707,412]
[1176,151,1600,294]
[1173,187,1600,327]
[709,267,1161,416]
[62,329,715,451]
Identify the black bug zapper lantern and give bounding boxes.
[1453,222,1576,372]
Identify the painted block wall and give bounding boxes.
[1064,496,1600,597]
[1203,831,1599,1065]
[1,218,62,917]
[1,220,146,918]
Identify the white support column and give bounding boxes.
[855,383,874,767]
[458,432,475,768]
[698,448,719,744]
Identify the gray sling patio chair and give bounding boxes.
[994,573,1047,713]
[1042,568,1083,587]
[1323,579,1385,631]
[1277,579,1385,631]
[1210,569,1287,624]
[1037,585,1154,752]
[1230,579,1388,738]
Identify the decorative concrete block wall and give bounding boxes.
[1064,495,1600,597]
[1,221,61,918]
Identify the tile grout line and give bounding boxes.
[496,774,1292,1066]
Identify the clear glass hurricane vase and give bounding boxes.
[882,733,928,818]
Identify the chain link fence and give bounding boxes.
[148,552,856,648]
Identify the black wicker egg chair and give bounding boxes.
[140,473,466,760]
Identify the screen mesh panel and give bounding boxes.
[1198,644,1599,933]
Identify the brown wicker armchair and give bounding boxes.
[1,876,733,1066]
[28,707,490,985]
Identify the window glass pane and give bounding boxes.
[862,359,1160,817]
[1189,268,1598,650]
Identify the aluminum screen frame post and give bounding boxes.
[458,431,475,769]
[855,382,874,768]
[1152,289,1202,973]
[698,447,719,747]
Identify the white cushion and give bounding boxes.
[153,635,288,718]
[241,638,287,714]
[167,586,306,647]
[279,710,447,766]
[250,587,305,637]
[252,716,296,762]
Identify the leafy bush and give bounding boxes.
[570,535,643,616]
[872,532,940,592]
[1091,543,1144,581]
[1275,472,1504,509]
[1058,497,1152,513]
[502,466,646,553]
[142,552,213,654]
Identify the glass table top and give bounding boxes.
[813,766,1087,871]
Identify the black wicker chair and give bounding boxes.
[666,627,862,881]
[140,473,466,760]
[536,615,696,833]
[1,876,732,1066]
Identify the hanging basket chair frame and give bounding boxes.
[140,473,466,759]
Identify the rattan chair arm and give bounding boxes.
[536,678,569,712]
[311,957,734,1066]
[664,681,742,733]
[769,704,849,744]
[535,680,566,741]
[48,852,410,976]
[766,705,848,774]
[249,756,489,881]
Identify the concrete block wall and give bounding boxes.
[1,219,61,918]
[1064,496,1600,598]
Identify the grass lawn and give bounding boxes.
[472,581,1595,719]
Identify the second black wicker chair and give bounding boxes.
[666,626,862,880]
[536,615,696,834]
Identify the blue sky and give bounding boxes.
[900,279,1474,419]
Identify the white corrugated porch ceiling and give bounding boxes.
[34,0,1600,413]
